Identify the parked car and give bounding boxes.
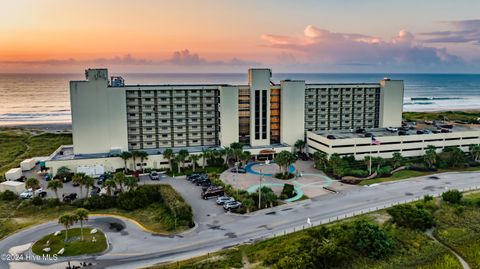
[63,193,78,203]
[386,127,398,132]
[90,186,101,196]
[355,128,366,134]
[398,130,409,136]
[20,191,33,199]
[38,191,47,198]
[223,201,242,211]
[440,128,450,133]
[326,135,336,140]
[149,171,160,180]
[416,130,426,134]
[216,196,235,205]
[188,173,207,182]
[364,133,374,137]
[201,187,224,200]
[191,174,209,184]
[202,184,216,192]
[230,167,247,174]
[195,178,211,186]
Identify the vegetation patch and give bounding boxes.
[31,228,107,257]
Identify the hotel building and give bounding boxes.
[46,67,480,174]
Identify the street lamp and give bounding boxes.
[258,169,263,209]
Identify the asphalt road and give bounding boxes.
[1,171,480,269]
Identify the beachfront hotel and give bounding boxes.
[69,68,403,155]
[44,68,480,174]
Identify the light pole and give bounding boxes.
[258,169,263,209]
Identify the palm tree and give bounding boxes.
[373,157,385,170]
[188,154,201,171]
[230,142,243,163]
[72,173,86,199]
[424,145,437,169]
[469,144,480,162]
[136,151,148,173]
[113,172,126,192]
[391,152,404,168]
[58,213,77,242]
[174,155,183,174]
[364,156,373,175]
[120,151,132,173]
[240,151,252,167]
[313,151,328,170]
[200,148,208,168]
[74,208,89,241]
[178,149,189,170]
[25,177,40,197]
[163,148,174,172]
[47,179,63,200]
[103,179,117,196]
[83,176,94,198]
[125,176,138,191]
[274,151,296,177]
[294,139,306,153]
[224,147,233,165]
[130,150,140,171]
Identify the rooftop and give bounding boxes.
[312,123,480,140]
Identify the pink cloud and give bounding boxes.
[262,25,462,67]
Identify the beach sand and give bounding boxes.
[0,122,72,133]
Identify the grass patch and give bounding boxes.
[433,193,480,268]
[403,111,480,123]
[0,129,72,178]
[31,228,107,257]
[359,166,480,186]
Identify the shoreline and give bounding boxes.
[0,122,72,133]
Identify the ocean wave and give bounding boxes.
[410,97,464,101]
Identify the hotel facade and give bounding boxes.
[51,67,474,174]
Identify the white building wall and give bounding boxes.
[280,80,305,146]
[219,86,239,147]
[379,79,404,128]
[70,69,128,155]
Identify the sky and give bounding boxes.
[1,0,480,73]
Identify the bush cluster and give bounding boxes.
[387,204,434,230]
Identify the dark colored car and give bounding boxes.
[201,187,224,200]
[432,130,440,134]
[440,128,450,133]
[355,128,366,134]
[63,193,78,203]
[195,178,211,186]
[364,133,373,137]
[187,173,207,181]
[191,174,209,184]
[90,186,101,196]
[201,184,217,192]
[230,167,247,174]
[38,191,47,198]
[398,130,409,136]
[326,135,336,140]
[416,130,425,135]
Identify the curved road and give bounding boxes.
[1,171,480,269]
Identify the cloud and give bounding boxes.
[420,20,480,45]
[0,50,259,67]
[261,25,463,68]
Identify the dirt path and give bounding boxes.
[425,228,471,269]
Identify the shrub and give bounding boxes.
[281,184,296,199]
[30,196,43,206]
[352,220,395,259]
[423,195,434,202]
[0,190,18,201]
[442,189,463,204]
[274,173,295,180]
[376,166,392,177]
[117,189,149,210]
[348,169,369,177]
[81,195,117,210]
[387,204,434,230]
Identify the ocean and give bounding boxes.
[1,73,480,126]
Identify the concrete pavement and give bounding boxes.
[1,171,480,269]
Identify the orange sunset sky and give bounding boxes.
[1,0,480,73]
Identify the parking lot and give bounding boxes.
[19,165,240,228]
